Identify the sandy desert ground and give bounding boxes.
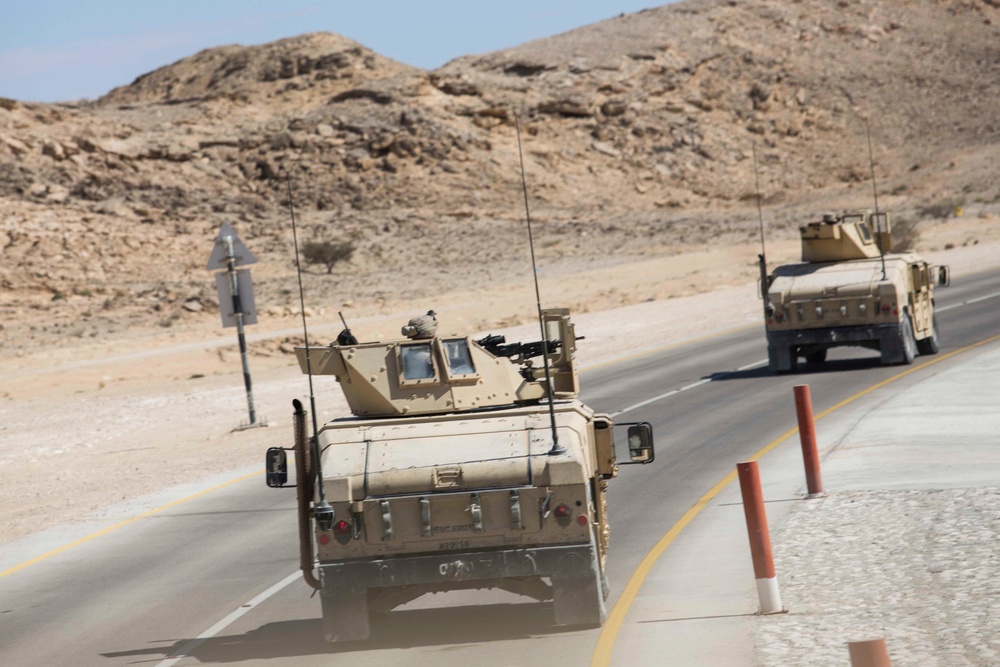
[1,215,999,546]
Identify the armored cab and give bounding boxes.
[266,308,654,642]
[761,211,948,372]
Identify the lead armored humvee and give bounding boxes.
[762,211,948,372]
[266,308,654,642]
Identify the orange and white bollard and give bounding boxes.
[737,461,783,614]
[848,638,892,666]
[793,384,825,498]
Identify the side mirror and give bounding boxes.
[265,447,289,488]
[937,266,951,287]
[616,422,654,464]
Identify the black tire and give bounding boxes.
[805,349,828,365]
[917,314,941,355]
[900,313,917,365]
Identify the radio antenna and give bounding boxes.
[752,142,770,313]
[865,117,888,280]
[515,115,563,456]
[285,170,330,509]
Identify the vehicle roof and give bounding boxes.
[323,398,594,431]
[769,253,924,295]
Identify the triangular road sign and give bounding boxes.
[207,222,257,270]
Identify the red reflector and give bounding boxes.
[882,304,890,312]
[893,309,899,315]
[576,515,588,526]
[553,504,571,518]
[333,520,351,534]
[318,534,331,545]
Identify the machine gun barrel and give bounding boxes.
[476,334,584,360]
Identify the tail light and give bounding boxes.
[553,503,572,527]
[333,519,352,545]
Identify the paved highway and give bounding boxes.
[2,269,998,666]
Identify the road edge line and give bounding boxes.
[590,333,1000,666]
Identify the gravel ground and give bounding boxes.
[752,337,1000,667]
[755,488,1000,666]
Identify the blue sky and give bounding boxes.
[1,1,669,103]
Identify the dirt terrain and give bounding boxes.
[2,219,998,546]
[2,0,1000,545]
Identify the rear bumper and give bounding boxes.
[767,322,899,349]
[767,322,906,370]
[319,543,595,590]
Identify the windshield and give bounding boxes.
[443,339,475,375]
[400,344,435,380]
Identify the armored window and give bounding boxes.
[857,222,873,243]
[442,339,475,376]
[400,343,435,381]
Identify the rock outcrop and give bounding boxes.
[1,0,999,351]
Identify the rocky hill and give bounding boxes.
[1,0,999,352]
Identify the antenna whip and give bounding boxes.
[752,142,767,262]
[514,115,563,456]
[285,170,329,505]
[752,143,772,321]
[864,117,888,279]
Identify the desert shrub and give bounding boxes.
[917,197,964,220]
[891,217,920,252]
[302,240,355,274]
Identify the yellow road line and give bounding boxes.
[590,333,1000,666]
[0,470,261,580]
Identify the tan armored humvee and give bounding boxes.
[265,308,654,642]
[761,211,948,372]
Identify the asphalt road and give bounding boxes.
[2,269,998,667]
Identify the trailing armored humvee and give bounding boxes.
[266,308,654,642]
[761,211,949,373]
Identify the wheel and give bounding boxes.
[917,314,940,355]
[551,531,608,627]
[899,313,917,365]
[805,349,827,365]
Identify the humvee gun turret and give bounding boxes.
[266,308,654,642]
[762,211,949,372]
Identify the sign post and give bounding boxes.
[207,222,262,427]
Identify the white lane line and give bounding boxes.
[937,290,1000,312]
[737,359,769,372]
[156,570,301,667]
[610,380,708,417]
[964,291,1000,305]
[611,358,769,417]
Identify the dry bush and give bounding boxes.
[302,240,356,274]
[917,198,965,220]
